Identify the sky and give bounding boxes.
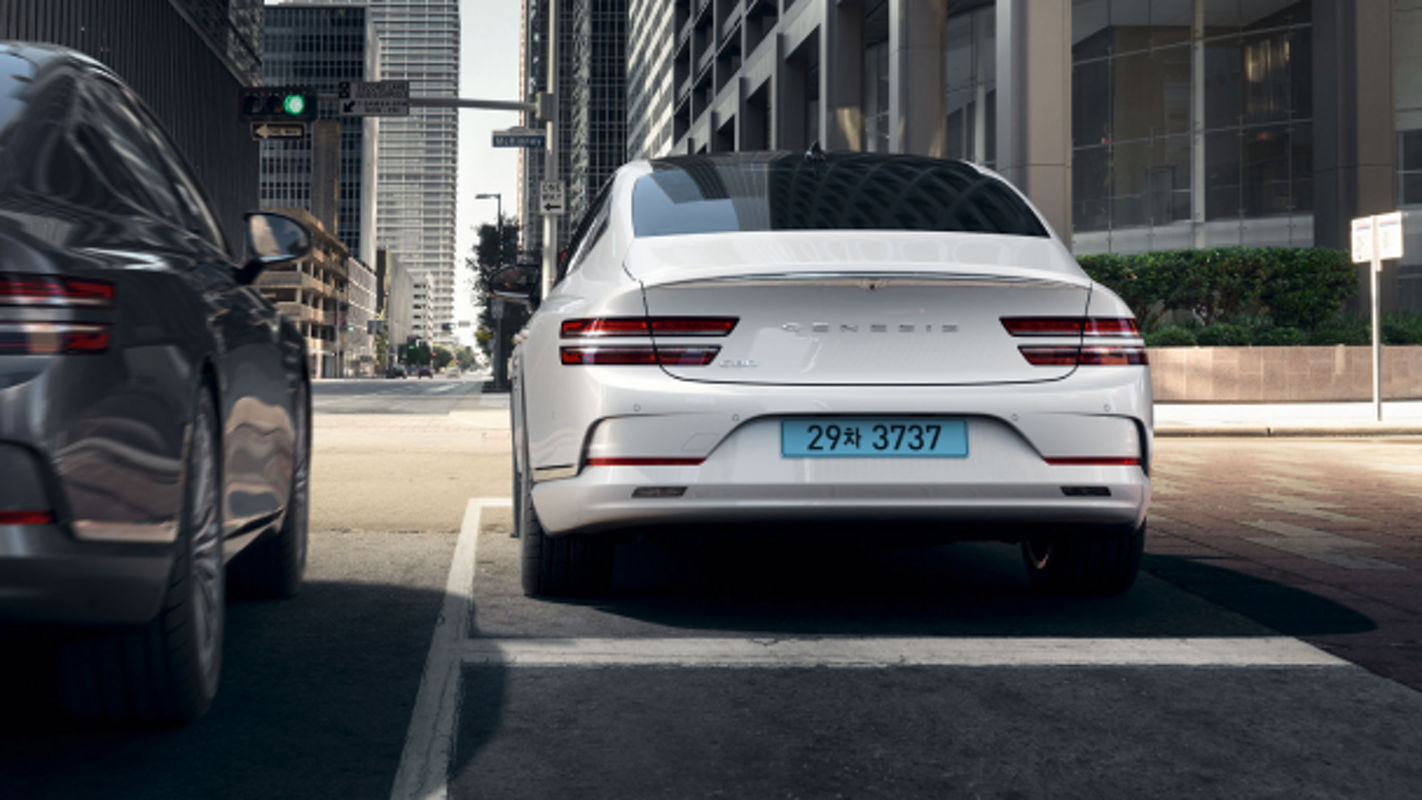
[454,0,523,341]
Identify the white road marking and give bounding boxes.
[390,497,510,800]
[1243,520,1405,570]
[451,636,1347,669]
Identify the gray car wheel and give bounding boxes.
[1021,520,1146,595]
[229,381,310,599]
[60,388,225,724]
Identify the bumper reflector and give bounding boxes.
[0,510,55,525]
[0,323,113,354]
[632,486,688,498]
[1045,457,1142,467]
[1060,486,1112,497]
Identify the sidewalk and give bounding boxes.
[1155,401,1422,437]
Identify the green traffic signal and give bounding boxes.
[283,94,307,116]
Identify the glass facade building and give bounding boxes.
[260,4,378,267]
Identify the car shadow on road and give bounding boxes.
[551,532,1377,640]
[0,577,505,800]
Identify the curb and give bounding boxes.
[1156,424,1422,437]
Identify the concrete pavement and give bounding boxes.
[1155,401,1422,436]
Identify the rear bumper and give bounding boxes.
[532,415,1150,535]
[0,522,173,626]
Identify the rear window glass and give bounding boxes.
[632,154,1048,238]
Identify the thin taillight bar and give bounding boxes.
[0,510,55,525]
[0,273,115,308]
[586,457,705,467]
[561,317,738,337]
[1000,317,1139,337]
[559,345,721,366]
[0,323,113,355]
[1018,345,1147,367]
[1044,457,1142,467]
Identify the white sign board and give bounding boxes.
[539,181,565,216]
[1351,216,1374,264]
[338,80,411,117]
[1376,211,1404,261]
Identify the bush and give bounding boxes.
[1250,326,1305,346]
[1307,315,1370,346]
[1195,323,1250,346]
[1145,325,1198,347]
[1382,311,1422,345]
[1078,247,1356,336]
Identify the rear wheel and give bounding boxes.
[229,381,310,599]
[1021,520,1145,595]
[59,389,225,724]
[517,427,612,597]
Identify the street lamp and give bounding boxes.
[475,192,508,388]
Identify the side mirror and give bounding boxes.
[239,212,312,284]
[488,263,540,308]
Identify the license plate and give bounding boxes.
[781,418,968,458]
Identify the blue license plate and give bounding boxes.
[781,418,969,458]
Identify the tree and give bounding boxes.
[456,346,476,370]
[405,341,431,367]
[432,346,454,371]
[467,215,530,360]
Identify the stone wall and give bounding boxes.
[1148,346,1422,402]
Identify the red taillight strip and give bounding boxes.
[1078,346,1147,366]
[1018,345,1147,367]
[586,457,705,467]
[1045,457,1142,467]
[561,317,738,337]
[1001,317,1139,337]
[560,345,720,366]
[0,273,115,308]
[0,323,113,355]
[0,510,55,525]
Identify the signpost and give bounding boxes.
[1352,212,1405,422]
[250,122,306,141]
[539,181,565,216]
[337,80,411,117]
[492,127,547,148]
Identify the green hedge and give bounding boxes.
[1076,247,1356,334]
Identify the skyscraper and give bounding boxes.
[270,0,460,343]
[260,3,379,267]
[625,0,674,159]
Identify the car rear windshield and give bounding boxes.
[632,153,1049,239]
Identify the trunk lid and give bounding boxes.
[629,231,1091,386]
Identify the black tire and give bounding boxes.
[59,388,226,724]
[229,381,310,599]
[517,421,612,597]
[1021,520,1145,596]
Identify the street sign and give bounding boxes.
[493,127,546,148]
[338,80,411,117]
[539,180,565,216]
[1377,211,1404,261]
[250,122,307,141]
[1351,216,1374,264]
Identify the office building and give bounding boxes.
[0,0,263,248]
[260,3,379,267]
[519,0,627,254]
[627,0,1420,311]
[626,0,675,159]
[271,0,460,343]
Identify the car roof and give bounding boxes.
[0,41,109,75]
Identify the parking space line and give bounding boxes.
[451,636,1348,669]
[391,497,510,800]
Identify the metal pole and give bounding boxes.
[1372,225,1382,422]
[541,0,558,301]
[494,193,506,389]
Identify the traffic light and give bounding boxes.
[240,86,318,122]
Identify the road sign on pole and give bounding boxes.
[250,122,306,141]
[492,127,547,148]
[1352,212,1406,422]
[539,181,565,216]
[338,80,411,117]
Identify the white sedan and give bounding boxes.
[504,151,1151,598]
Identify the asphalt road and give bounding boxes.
[3,379,1421,799]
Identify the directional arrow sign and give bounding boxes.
[250,122,307,141]
[539,181,565,216]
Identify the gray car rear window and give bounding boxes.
[632,154,1049,238]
